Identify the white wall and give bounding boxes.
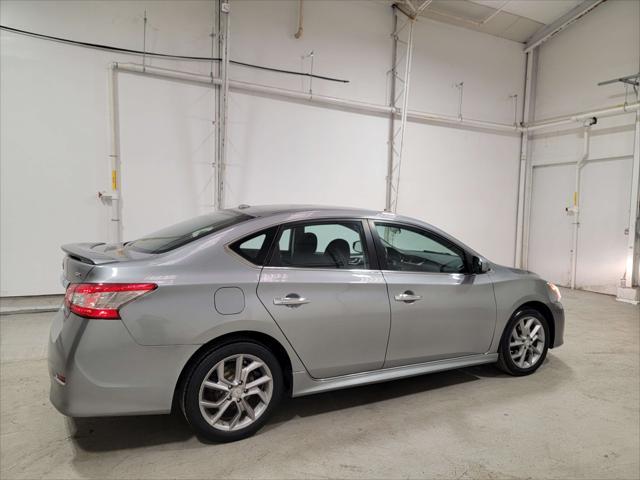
[399,18,524,263]
[1,0,216,296]
[1,0,524,296]
[527,0,640,294]
[226,2,525,265]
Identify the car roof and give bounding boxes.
[231,204,395,219]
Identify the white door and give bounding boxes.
[528,164,574,286]
[575,158,633,294]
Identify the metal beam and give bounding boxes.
[386,9,416,212]
[524,0,604,53]
[598,73,640,88]
[395,0,432,19]
[385,11,398,213]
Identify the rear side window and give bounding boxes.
[126,211,251,254]
[269,221,369,269]
[229,227,278,266]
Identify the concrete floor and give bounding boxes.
[1,288,638,479]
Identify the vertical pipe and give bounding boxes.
[216,1,230,210]
[107,63,122,243]
[625,111,640,288]
[294,0,304,39]
[142,10,147,72]
[309,51,314,96]
[514,59,529,268]
[570,125,590,289]
[456,82,464,120]
[210,0,217,210]
[515,49,538,268]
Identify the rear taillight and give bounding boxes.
[64,283,157,319]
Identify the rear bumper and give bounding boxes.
[48,309,198,417]
[550,301,565,348]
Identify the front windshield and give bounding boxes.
[126,211,251,254]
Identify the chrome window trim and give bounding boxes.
[379,270,469,278]
[261,265,379,274]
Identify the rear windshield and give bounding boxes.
[125,211,252,254]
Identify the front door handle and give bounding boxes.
[273,294,310,307]
[394,291,422,303]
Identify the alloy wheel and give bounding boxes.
[508,316,546,369]
[198,353,273,431]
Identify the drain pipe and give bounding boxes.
[568,118,596,289]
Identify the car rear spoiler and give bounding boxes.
[61,243,118,265]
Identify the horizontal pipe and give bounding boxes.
[115,62,388,112]
[229,77,393,116]
[113,63,519,134]
[526,102,640,133]
[113,63,640,136]
[116,63,220,85]
[532,154,633,169]
[407,109,519,132]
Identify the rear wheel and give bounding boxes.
[182,342,283,442]
[497,309,549,376]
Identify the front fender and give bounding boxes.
[489,271,557,352]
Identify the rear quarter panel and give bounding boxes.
[84,220,306,374]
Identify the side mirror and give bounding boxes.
[352,240,363,254]
[473,256,490,274]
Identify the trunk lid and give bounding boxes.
[60,242,151,286]
[62,243,120,265]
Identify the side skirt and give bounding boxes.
[291,353,499,397]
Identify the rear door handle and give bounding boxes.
[394,291,422,303]
[273,294,310,307]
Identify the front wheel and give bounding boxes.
[182,342,283,442]
[497,309,550,376]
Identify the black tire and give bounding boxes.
[182,341,283,442]
[497,308,550,376]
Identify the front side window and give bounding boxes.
[375,223,466,273]
[270,221,369,269]
[126,211,252,254]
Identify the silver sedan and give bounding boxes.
[49,205,564,442]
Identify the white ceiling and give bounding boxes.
[470,0,583,25]
[405,0,587,43]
